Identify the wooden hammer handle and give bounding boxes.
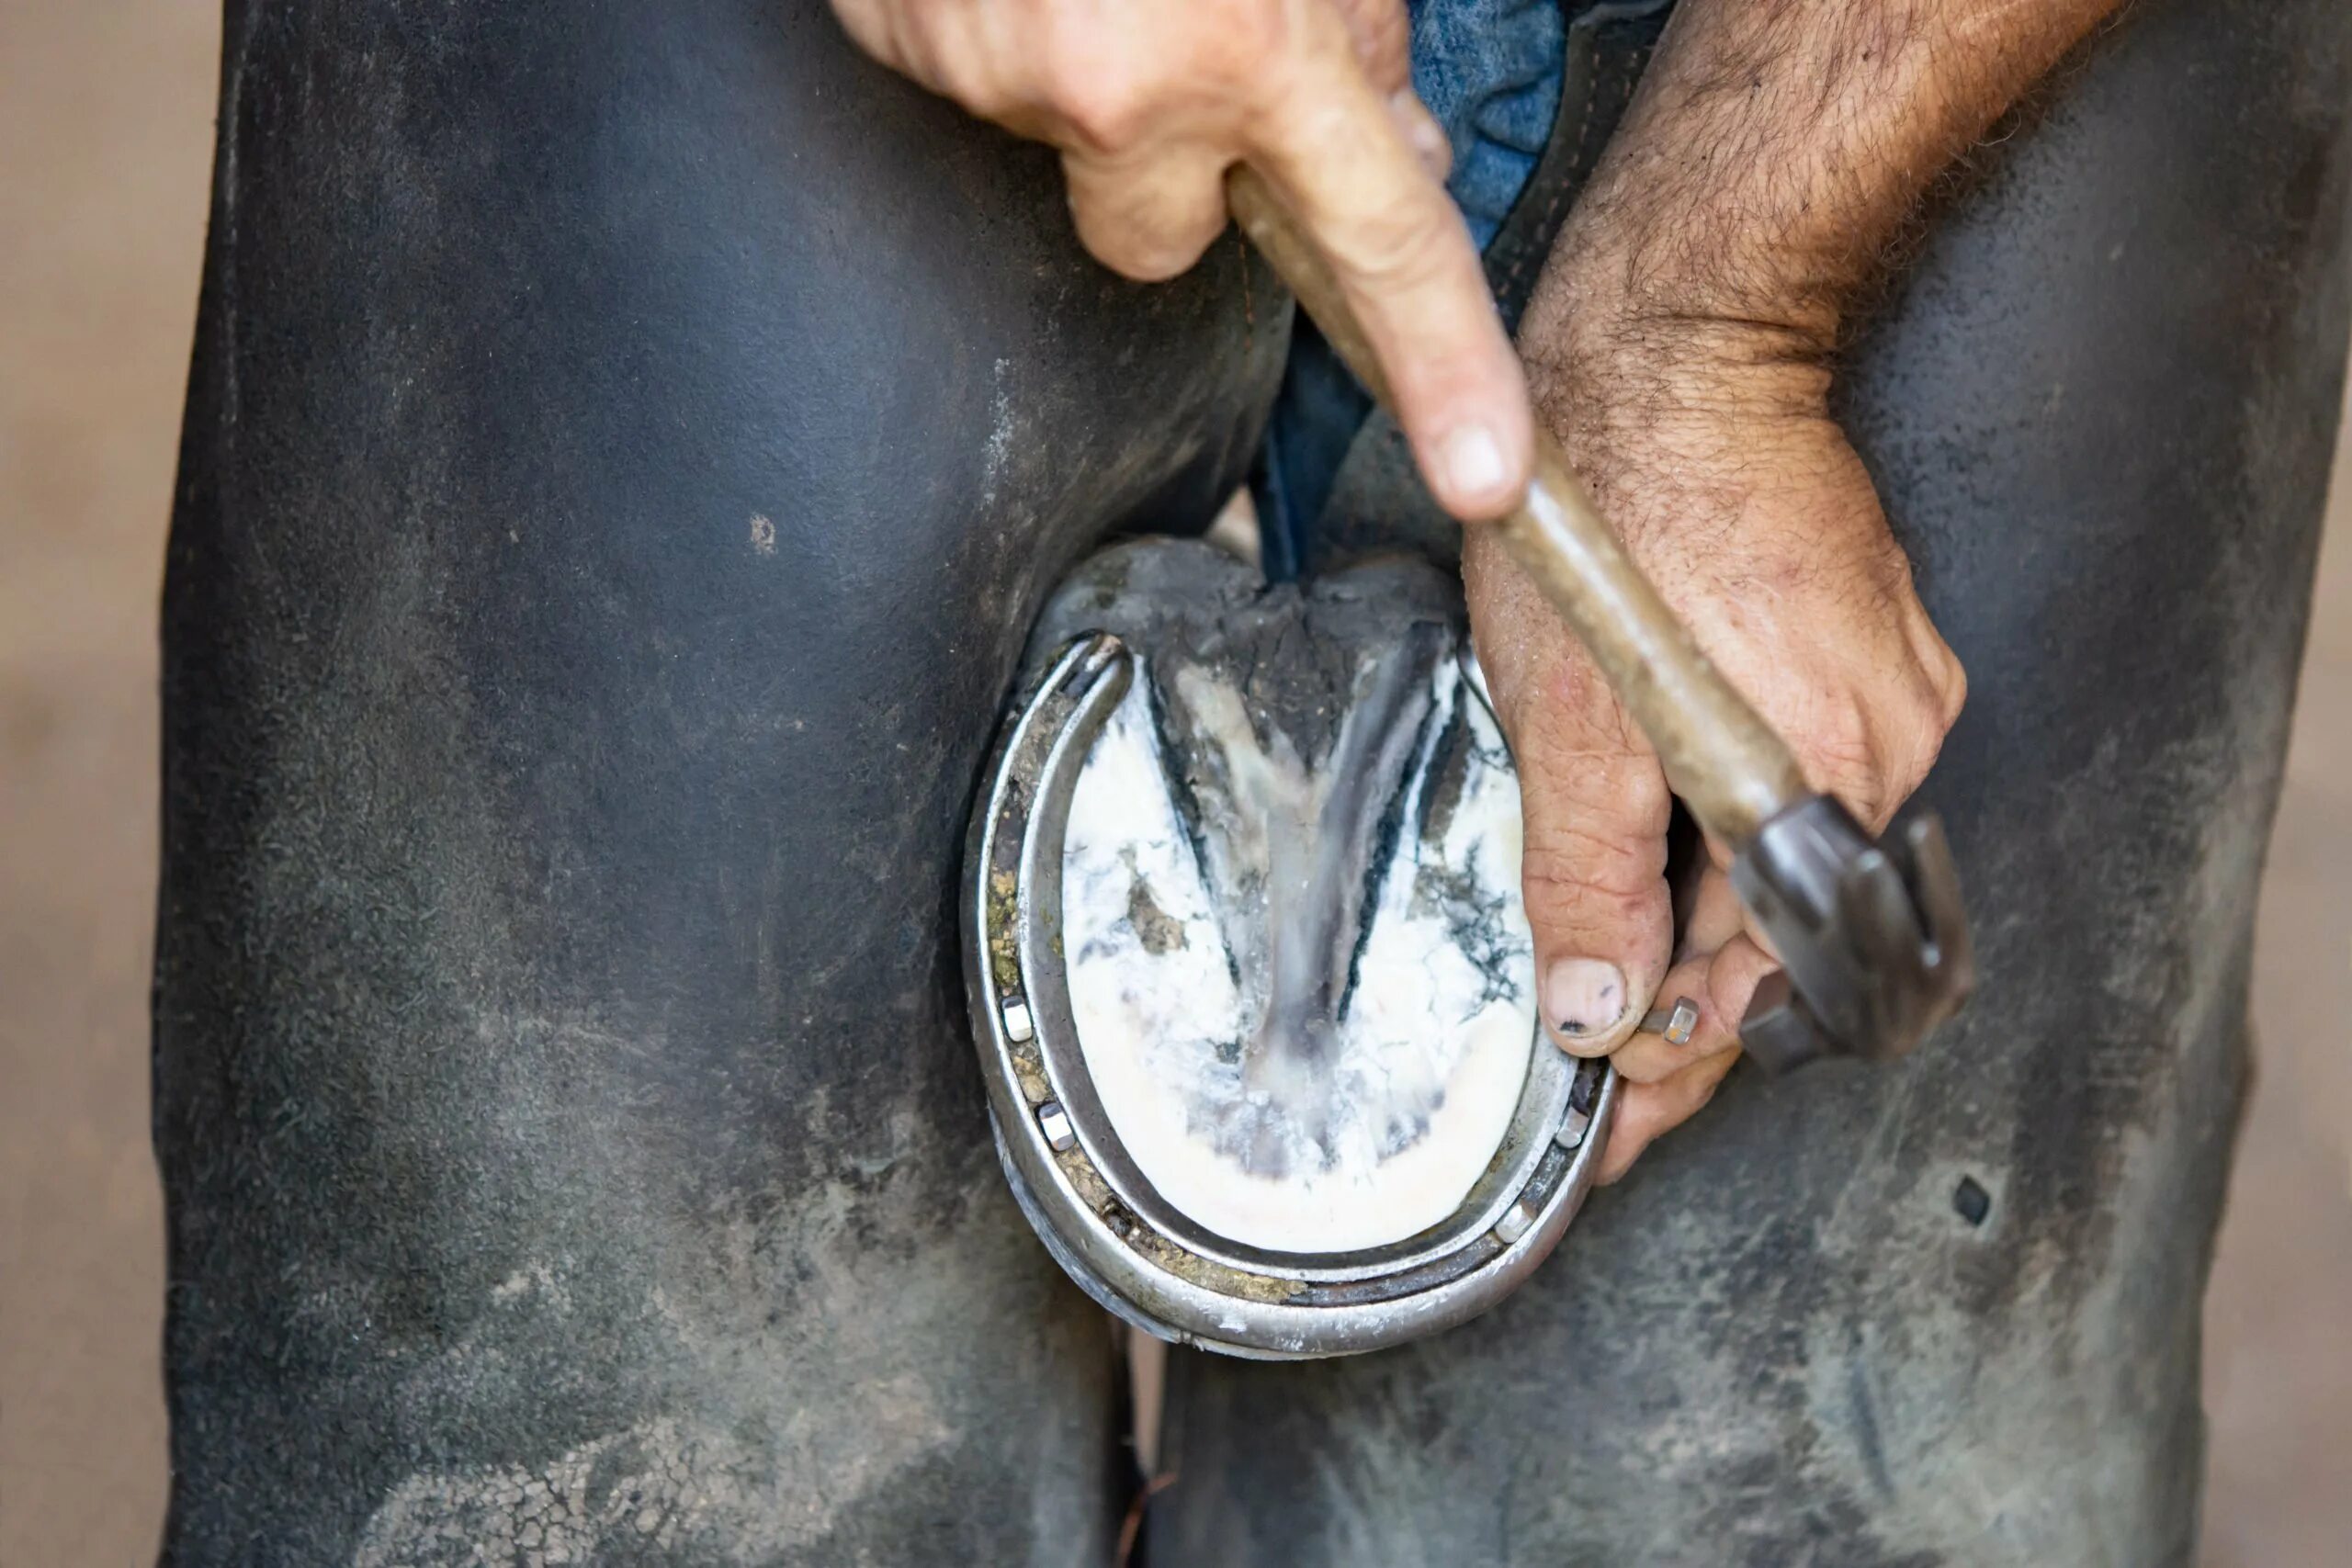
[1226,165,1806,842]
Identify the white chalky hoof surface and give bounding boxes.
[1036,542,1537,1256]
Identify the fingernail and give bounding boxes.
[1544,957,1627,1040]
[1441,423,1508,506]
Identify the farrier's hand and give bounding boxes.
[1466,254,1965,1183]
[1455,0,2123,1180]
[830,0,1532,520]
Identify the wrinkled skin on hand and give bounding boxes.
[834,0,2003,1184]
[830,0,1534,519]
[1468,262,1966,1181]
[1454,0,2111,1179]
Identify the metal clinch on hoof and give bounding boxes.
[962,540,1618,1359]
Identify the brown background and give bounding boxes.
[3,5,2346,1563]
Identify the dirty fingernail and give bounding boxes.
[1544,956,1627,1042]
[1441,423,1509,507]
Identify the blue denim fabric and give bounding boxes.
[1255,0,1567,574]
[1410,0,1566,248]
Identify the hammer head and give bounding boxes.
[1728,796,1974,1075]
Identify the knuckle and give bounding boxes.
[1035,20,1170,152]
[1200,2,1296,83]
[949,71,1019,126]
[1800,722,1887,821]
[908,31,1000,117]
[1791,680,1946,824]
[1705,947,1771,1029]
[1040,0,1278,154]
[1893,712,1951,795]
[1879,678,1959,801]
[1326,192,1454,291]
[1798,700,1880,788]
[1931,648,1969,729]
[1519,704,1664,802]
[1052,64,1158,152]
[1353,0,1412,76]
[1521,837,1664,927]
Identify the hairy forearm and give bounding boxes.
[1555,0,2126,345]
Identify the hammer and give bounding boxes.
[1226,167,1973,1073]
